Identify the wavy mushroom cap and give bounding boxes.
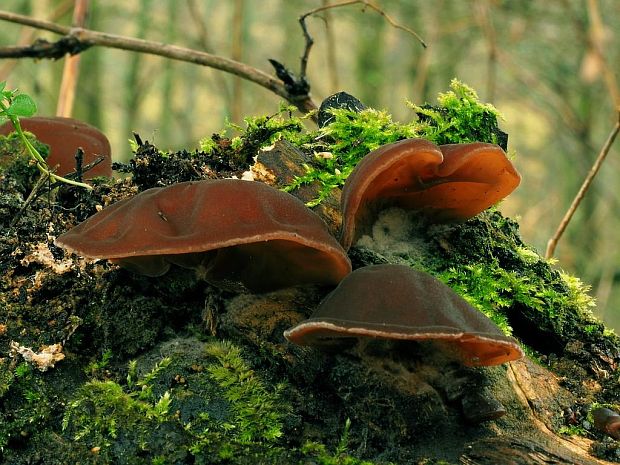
[0,116,112,178]
[55,179,352,292]
[339,139,520,250]
[284,264,523,367]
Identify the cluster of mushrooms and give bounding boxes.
[55,136,524,369]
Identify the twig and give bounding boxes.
[298,0,426,95]
[56,0,89,117]
[0,0,73,80]
[545,109,620,258]
[299,0,426,77]
[0,9,317,114]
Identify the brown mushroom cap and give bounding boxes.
[284,264,523,367]
[0,116,112,178]
[54,179,352,292]
[339,139,520,250]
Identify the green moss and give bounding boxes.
[408,79,506,147]
[188,340,287,461]
[301,418,393,465]
[0,131,50,194]
[0,362,54,451]
[60,338,292,464]
[284,79,505,206]
[359,209,613,358]
[199,103,311,169]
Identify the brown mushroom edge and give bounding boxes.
[0,116,112,178]
[54,179,352,293]
[284,264,524,367]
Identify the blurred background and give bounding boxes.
[1,0,619,329]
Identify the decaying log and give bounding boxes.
[247,140,619,465]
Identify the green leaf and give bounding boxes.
[0,81,5,93]
[7,93,37,117]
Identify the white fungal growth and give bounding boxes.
[356,207,426,255]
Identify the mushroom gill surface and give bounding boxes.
[340,139,520,250]
[284,264,523,367]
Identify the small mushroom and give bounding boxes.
[339,139,520,250]
[592,407,620,439]
[54,179,352,292]
[0,116,112,178]
[284,264,523,367]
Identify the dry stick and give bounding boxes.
[300,0,426,51]
[545,110,620,259]
[0,9,317,114]
[56,0,89,117]
[0,0,74,80]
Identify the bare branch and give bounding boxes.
[297,0,426,95]
[545,110,620,259]
[0,9,317,114]
[300,0,427,62]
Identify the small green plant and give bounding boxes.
[0,81,92,190]
[300,418,385,465]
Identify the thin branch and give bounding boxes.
[0,9,317,114]
[0,0,74,80]
[298,0,426,87]
[545,109,620,258]
[300,0,426,49]
[10,171,51,228]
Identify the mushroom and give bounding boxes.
[54,179,352,292]
[339,139,520,250]
[0,116,112,178]
[592,407,620,439]
[284,264,523,367]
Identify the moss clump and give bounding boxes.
[0,131,50,194]
[300,418,394,465]
[283,79,506,206]
[0,362,53,451]
[61,339,291,464]
[409,79,507,149]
